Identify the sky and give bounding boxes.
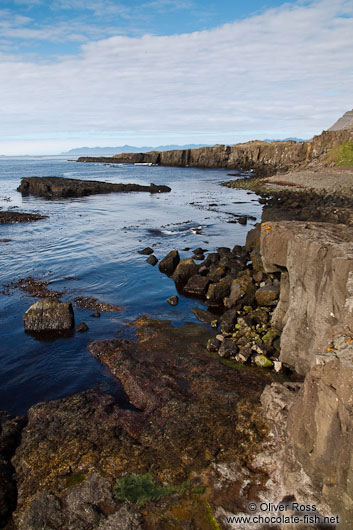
[0,0,352,154]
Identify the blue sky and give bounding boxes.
[0,0,353,154]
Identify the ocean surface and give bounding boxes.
[0,157,262,415]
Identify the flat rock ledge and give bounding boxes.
[17,177,171,199]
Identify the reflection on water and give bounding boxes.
[0,158,262,414]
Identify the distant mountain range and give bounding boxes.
[61,144,212,155]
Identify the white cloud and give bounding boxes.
[0,0,352,154]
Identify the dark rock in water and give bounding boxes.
[220,309,238,334]
[172,258,198,287]
[184,275,210,296]
[167,296,179,306]
[0,211,47,224]
[237,216,247,225]
[255,284,280,306]
[23,298,74,331]
[218,338,238,358]
[207,337,221,352]
[138,247,153,255]
[17,177,171,199]
[76,322,89,333]
[158,250,180,276]
[91,311,101,318]
[191,307,217,325]
[146,255,158,266]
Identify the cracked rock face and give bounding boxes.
[23,298,75,331]
[260,221,353,374]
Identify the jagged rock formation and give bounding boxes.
[328,109,353,131]
[17,177,171,199]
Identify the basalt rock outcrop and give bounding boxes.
[78,126,353,175]
[17,177,171,199]
[260,220,353,375]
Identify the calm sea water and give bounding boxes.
[0,157,262,415]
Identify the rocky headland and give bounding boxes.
[2,111,353,529]
[17,176,171,199]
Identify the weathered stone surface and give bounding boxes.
[17,177,171,199]
[23,298,74,331]
[255,284,280,306]
[184,274,210,296]
[220,309,238,334]
[260,221,353,374]
[224,275,255,309]
[158,249,180,276]
[172,258,198,287]
[285,346,353,529]
[206,276,232,306]
[218,338,238,358]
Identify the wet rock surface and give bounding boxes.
[0,211,47,224]
[17,177,171,199]
[23,298,75,332]
[10,317,279,529]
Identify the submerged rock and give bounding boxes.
[166,295,179,306]
[23,298,74,331]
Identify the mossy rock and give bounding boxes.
[113,472,189,507]
[254,355,273,368]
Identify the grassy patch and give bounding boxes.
[326,141,353,166]
[113,472,189,507]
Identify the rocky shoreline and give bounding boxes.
[1,148,353,528]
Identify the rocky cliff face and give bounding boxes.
[259,220,353,528]
[78,127,353,174]
[260,221,353,375]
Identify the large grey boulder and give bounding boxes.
[260,221,353,374]
[23,298,74,331]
